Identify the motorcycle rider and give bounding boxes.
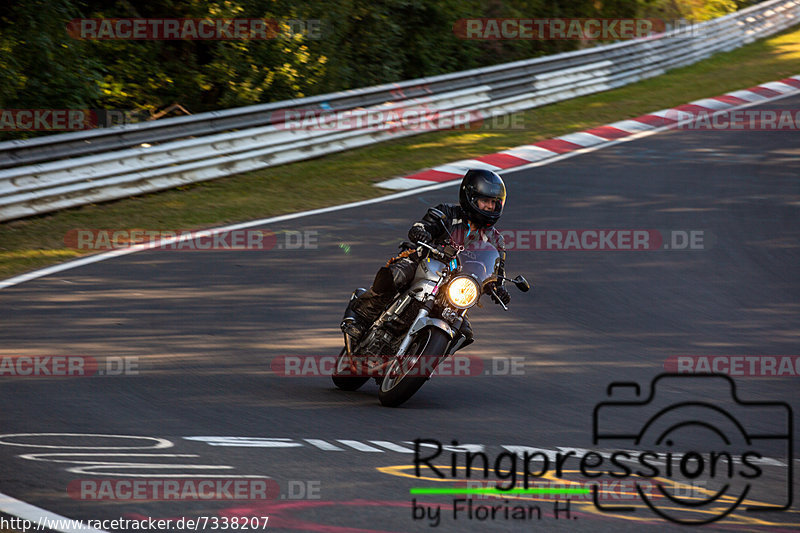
[341,168,511,343]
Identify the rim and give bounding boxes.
[380,329,432,392]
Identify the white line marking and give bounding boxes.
[18,453,200,461]
[0,433,173,450]
[0,182,465,290]
[304,439,344,451]
[369,440,415,453]
[336,440,384,452]
[183,436,304,447]
[1,86,797,291]
[0,491,108,533]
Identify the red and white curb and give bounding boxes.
[375,75,800,190]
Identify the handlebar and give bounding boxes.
[416,241,438,253]
[415,241,448,260]
[415,240,463,260]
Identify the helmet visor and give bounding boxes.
[473,193,504,215]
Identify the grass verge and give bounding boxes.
[1,25,799,280]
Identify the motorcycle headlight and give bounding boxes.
[446,276,480,309]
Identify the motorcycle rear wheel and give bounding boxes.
[378,328,449,407]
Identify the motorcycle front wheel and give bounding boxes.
[378,327,449,407]
[331,347,370,391]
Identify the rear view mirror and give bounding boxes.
[513,275,531,292]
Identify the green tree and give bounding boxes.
[0,0,102,110]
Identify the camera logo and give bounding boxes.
[592,373,793,525]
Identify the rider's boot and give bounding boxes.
[341,287,391,340]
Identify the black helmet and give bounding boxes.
[459,169,506,228]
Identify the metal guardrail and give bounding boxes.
[0,0,798,221]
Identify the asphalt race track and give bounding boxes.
[1,96,798,532]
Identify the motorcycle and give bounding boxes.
[332,208,530,407]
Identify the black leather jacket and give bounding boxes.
[409,203,507,278]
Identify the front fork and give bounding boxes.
[396,306,431,357]
[391,306,472,382]
[344,332,354,356]
[395,299,468,358]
